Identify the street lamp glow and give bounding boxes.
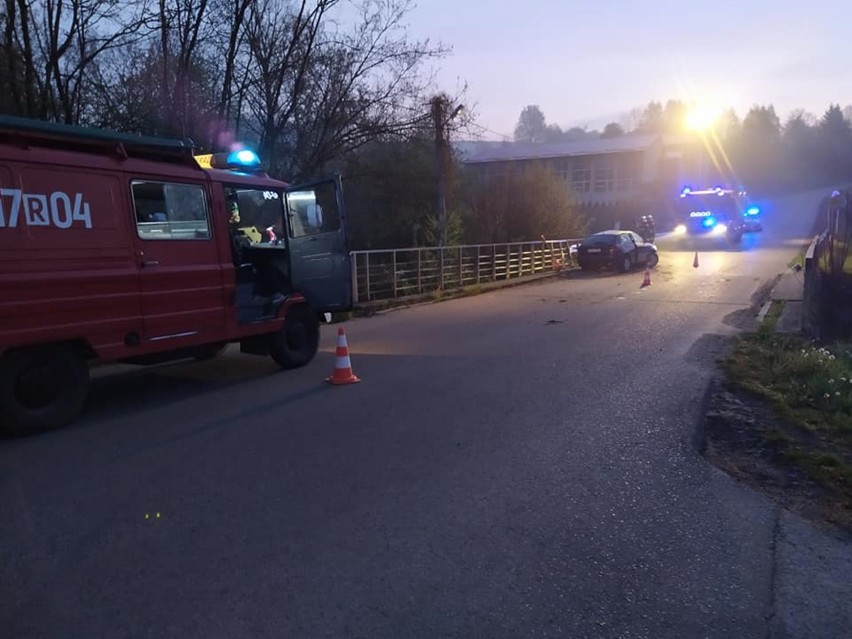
[685,106,718,132]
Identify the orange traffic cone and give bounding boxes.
[693,251,699,268]
[327,326,360,385]
[641,266,651,288]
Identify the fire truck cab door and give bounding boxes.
[285,176,351,312]
[130,179,225,343]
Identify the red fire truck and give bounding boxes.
[0,115,352,435]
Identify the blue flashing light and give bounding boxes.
[746,206,760,216]
[680,186,692,197]
[226,149,261,168]
[703,216,717,228]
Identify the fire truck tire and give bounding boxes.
[0,346,89,437]
[270,305,320,369]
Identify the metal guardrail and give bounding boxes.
[350,239,581,303]
[802,231,825,338]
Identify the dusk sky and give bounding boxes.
[403,0,852,139]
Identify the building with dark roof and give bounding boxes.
[457,134,703,208]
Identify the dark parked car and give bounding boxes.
[576,230,659,272]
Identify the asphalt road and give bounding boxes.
[2,188,847,638]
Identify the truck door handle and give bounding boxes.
[141,260,160,267]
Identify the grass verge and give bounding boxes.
[759,299,786,334]
[722,332,852,502]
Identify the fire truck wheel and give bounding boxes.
[0,346,89,437]
[270,305,320,369]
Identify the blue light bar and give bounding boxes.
[680,186,692,197]
[703,217,717,228]
[227,149,261,168]
[746,206,760,216]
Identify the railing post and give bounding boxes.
[458,246,463,287]
[476,246,481,284]
[492,245,497,281]
[351,253,359,304]
[439,247,445,289]
[365,252,371,301]
[392,250,398,298]
[417,249,422,294]
[514,244,519,278]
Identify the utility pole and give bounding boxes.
[431,94,464,247]
[431,95,447,247]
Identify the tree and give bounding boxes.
[514,105,547,143]
[600,122,624,139]
[741,105,781,142]
[816,104,852,182]
[1,0,148,122]
[86,45,220,140]
[2,0,444,181]
[727,105,783,190]
[340,133,438,249]
[718,108,741,140]
[562,126,593,141]
[820,104,851,138]
[627,99,710,136]
[636,101,663,133]
[240,0,443,179]
[543,123,566,143]
[620,106,644,133]
[777,110,818,188]
[153,0,219,139]
[784,110,815,144]
[463,162,586,243]
[214,0,255,130]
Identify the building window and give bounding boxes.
[614,154,641,191]
[593,158,615,192]
[552,158,569,182]
[571,164,592,193]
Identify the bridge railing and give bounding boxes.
[350,239,582,303]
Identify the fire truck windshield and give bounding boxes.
[677,193,741,218]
